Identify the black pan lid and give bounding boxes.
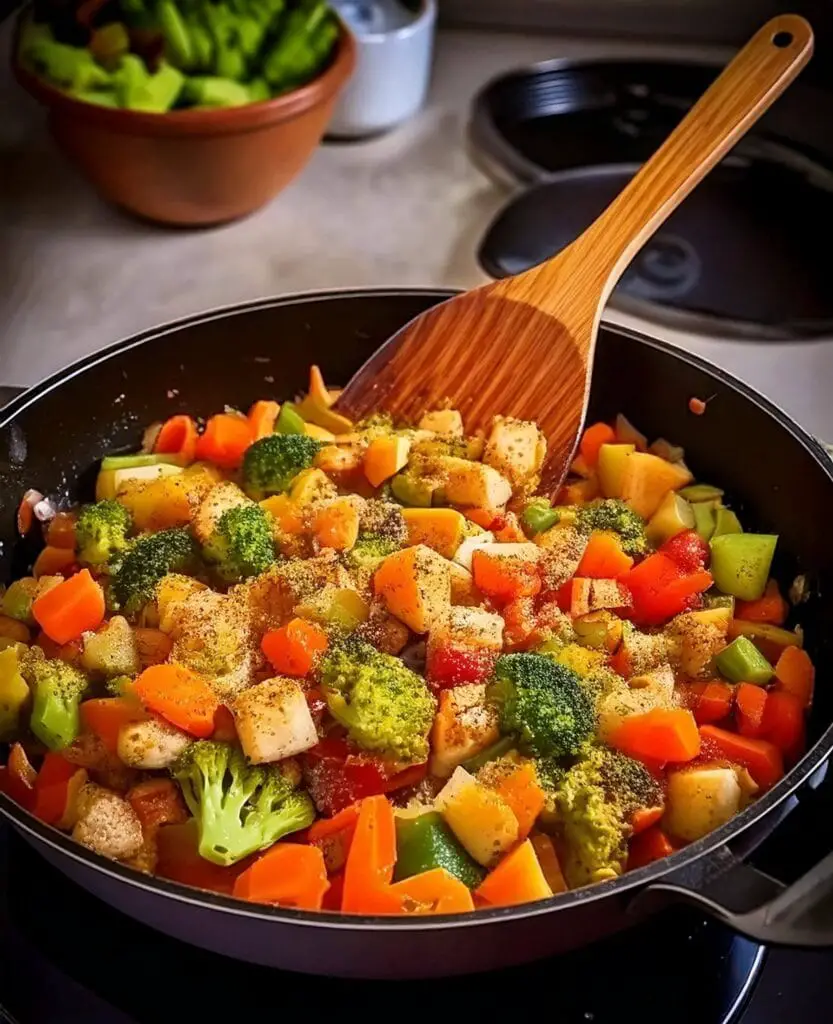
[470,59,833,340]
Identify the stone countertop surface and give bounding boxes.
[2,21,833,440]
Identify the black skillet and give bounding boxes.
[0,289,832,978]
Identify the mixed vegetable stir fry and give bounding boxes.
[19,0,338,112]
[0,374,815,915]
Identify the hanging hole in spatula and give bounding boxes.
[773,31,794,47]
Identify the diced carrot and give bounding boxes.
[610,709,700,764]
[465,508,499,530]
[32,568,105,644]
[134,627,174,668]
[363,436,410,488]
[195,413,253,470]
[628,826,675,870]
[570,577,592,618]
[261,617,329,677]
[476,839,553,908]
[341,795,401,914]
[735,683,768,738]
[46,512,77,550]
[32,752,78,826]
[472,549,541,603]
[154,415,198,462]
[760,691,805,762]
[247,401,280,441]
[313,497,361,552]
[774,646,814,709]
[529,833,568,894]
[212,704,238,743]
[736,579,788,626]
[33,546,77,579]
[80,697,146,754]
[576,531,634,578]
[308,802,362,874]
[490,761,546,841]
[233,843,330,910]
[0,743,36,810]
[134,663,219,738]
[579,422,617,468]
[689,681,734,725]
[501,596,538,650]
[389,868,475,915]
[631,805,664,835]
[127,778,188,832]
[700,725,784,790]
[493,512,527,543]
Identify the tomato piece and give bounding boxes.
[661,530,710,572]
[426,644,496,688]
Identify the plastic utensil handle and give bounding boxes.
[584,14,814,295]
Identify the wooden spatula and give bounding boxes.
[335,15,813,491]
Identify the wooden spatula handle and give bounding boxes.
[575,14,814,298]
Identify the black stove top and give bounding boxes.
[0,828,830,1024]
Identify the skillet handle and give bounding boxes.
[632,764,833,947]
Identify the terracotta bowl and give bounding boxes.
[12,23,356,226]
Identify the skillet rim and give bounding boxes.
[1,286,831,932]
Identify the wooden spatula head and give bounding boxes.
[336,15,813,493]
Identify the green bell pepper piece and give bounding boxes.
[159,1,196,70]
[183,76,253,107]
[692,500,717,542]
[713,507,743,537]
[394,812,485,889]
[461,736,516,774]
[0,647,30,742]
[710,533,778,600]
[522,498,559,536]
[125,61,185,112]
[715,635,773,685]
[275,402,307,435]
[679,484,725,503]
[100,452,186,471]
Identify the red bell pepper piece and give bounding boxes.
[661,530,710,572]
[760,690,806,762]
[0,742,36,811]
[303,738,427,816]
[628,826,675,870]
[622,551,712,626]
[425,644,496,689]
[32,752,79,826]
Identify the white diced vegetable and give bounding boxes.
[664,767,741,842]
[430,684,500,779]
[117,717,193,769]
[233,677,319,763]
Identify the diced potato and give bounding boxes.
[304,423,336,442]
[588,578,632,611]
[449,563,482,607]
[374,544,451,633]
[419,409,464,437]
[482,417,546,491]
[553,642,607,676]
[72,783,144,861]
[436,456,512,510]
[430,684,500,778]
[621,452,693,519]
[664,767,741,842]
[156,574,208,631]
[666,607,731,677]
[471,542,540,566]
[628,662,675,702]
[536,525,588,591]
[452,530,495,571]
[402,508,466,559]
[430,606,505,650]
[233,677,319,763]
[193,481,252,544]
[646,491,695,546]
[315,444,363,474]
[117,717,192,769]
[598,685,674,742]
[289,468,338,509]
[364,436,412,488]
[597,443,635,498]
[436,766,519,866]
[621,625,669,676]
[81,616,140,678]
[97,463,183,501]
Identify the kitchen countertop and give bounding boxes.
[2,20,832,439]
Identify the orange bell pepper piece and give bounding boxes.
[154,414,198,462]
[576,531,634,578]
[32,752,81,826]
[471,549,541,603]
[475,839,553,908]
[489,761,545,841]
[247,401,281,441]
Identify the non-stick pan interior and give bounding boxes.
[1,290,831,749]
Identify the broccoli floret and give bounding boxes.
[203,504,277,584]
[173,740,315,866]
[23,650,89,751]
[553,744,662,887]
[487,653,594,759]
[110,527,200,617]
[574,499,648,555]
[75,500,132,567]
[346,531,401,573]
[319,638,436,764]
[242,434,322,500]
